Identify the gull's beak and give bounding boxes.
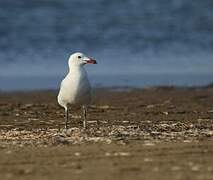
[84,57,97,64]
[87,59,97,64]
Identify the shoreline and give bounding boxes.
[0,73,213,91]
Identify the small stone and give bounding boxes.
[171,166,181,171]
[207,110,213,113]
[114,152,130,156]
[191,165,200,171]
[207,166,212,171]
[153,167,159,172]
[105,152,111,156]
[74,152,81,156]
[162,111,169,115]
[122,121,129,123]
[144,158,153,162]
[146,105,155,108]
[5,150,12,154]
[88,120,97,124]
[144,142,155,146]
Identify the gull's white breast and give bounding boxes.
[58,67,91,107]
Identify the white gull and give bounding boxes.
[57,52,97,129]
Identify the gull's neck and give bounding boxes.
[68,64,86,76]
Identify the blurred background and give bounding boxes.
[0,0,212,90]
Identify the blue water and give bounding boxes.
[1,74,213,91]
[0,0,212,90]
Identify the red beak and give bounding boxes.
[86,59,97,64]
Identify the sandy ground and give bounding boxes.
[0,87,213,180]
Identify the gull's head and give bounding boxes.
[68,52,97,67]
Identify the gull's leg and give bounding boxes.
[65,106,68,129]
[82,105,87,129]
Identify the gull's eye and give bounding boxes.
[78,56,81,59]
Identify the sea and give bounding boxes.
[0,0,212,91]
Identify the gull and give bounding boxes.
[58,52,97,129]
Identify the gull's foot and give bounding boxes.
[83,121,87,129]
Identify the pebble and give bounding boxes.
[144,158,153,162]
[74,152,81,156]
[171,166,181,171]
[162,111,169,115]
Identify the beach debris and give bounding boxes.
[207,109,213,113]
[162,111,169,115]
[146,105,155,109]
[143,141,155,146]
[105,152,130,157]
[144,158,153,162]
[90,105,121,110]
[74,152,81,156]
[171,166,181,171]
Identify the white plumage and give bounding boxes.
[58,52,97,129]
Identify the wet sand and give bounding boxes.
[0,87,213,180]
